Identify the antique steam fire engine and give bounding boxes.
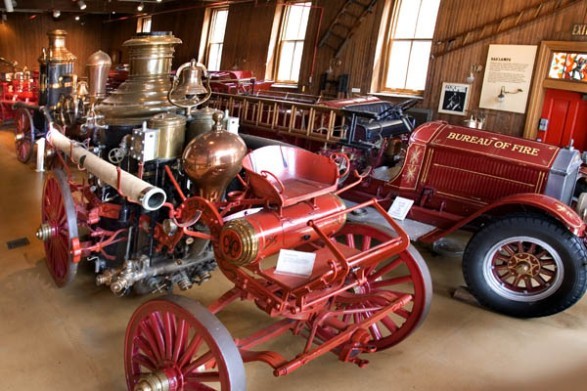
[36,32,431,389]
[13,29,111,165]
[0,57,37,125]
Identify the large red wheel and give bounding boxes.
[14,107,35,163]
[125,295,246,391]
[319,223,432,350]
[37,169,80,287]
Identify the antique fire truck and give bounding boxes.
[0,57,37,125]
[334,112,587,318]
[35,32,431,390]
[12,29,111,165]
[216,94,587,318]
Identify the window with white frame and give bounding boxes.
[136,16,152,33]
[275,2,311,84]
[382,0,440,94]
[206,8,228,71]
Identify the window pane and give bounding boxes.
[393,0,420,39]
[283,2,311,40]
[208,43,223,71]
[277,41,295,81]
[291,41,304,82]
[415,0,440,38]
[385,41,411,89]
[275,2,311,83]
[210,9,228,43]
[405,41,432,90]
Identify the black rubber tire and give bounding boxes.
[462,215,587,318]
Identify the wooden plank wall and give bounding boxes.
[429,0,587,136]
[0,13,113,76]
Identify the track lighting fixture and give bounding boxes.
[137,2,144,11]
[52,9,60,18]
[78,1,86,10]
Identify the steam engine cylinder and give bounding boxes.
[219,194,347,266]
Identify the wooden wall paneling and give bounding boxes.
[152,9,206,69]
[425,0,587,137]
[222,2,277,80]
[101,18,136,66]
[306,0,386,96]
[0,13,110,78]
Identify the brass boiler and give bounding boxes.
[97,32,182,127]
[186,106,221,144]
[182,113,247,203]
[38,29,77,108]
[86,50,112,102]
[147,113,187,160]
[219,194,346,267]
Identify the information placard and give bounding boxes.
[388,196,414,220]
[275,249,316,278]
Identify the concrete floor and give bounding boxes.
[0,126,586,391]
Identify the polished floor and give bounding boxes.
[0,126,586,391]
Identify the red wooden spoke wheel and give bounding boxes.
[14,107,35,163]
[320,223,432,350]
[125,295,246,391]
[38,169,80,287]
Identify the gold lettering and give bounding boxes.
[447,132,458,140]
[511,144,540,155]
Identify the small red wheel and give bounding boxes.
[125,295,246,391]
[320,223,432,350]
[14,107,35,163]
[38,168,79,287]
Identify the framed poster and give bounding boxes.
[438,82,470,116]
[479,44,537,113]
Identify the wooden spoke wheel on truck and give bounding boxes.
[36,169,80,287]
[318,223,432,350]
[463,215,587,318]
[14,107,35,163]
[125,295,246,391]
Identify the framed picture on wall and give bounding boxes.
[438,82,470,116]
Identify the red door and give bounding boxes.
[537,89,587,152]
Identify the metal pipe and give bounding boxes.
[47,125,166,211]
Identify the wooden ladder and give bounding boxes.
[318,0,379,58]
[433,0,583,57]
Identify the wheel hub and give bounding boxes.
[506,253,540,277]
[134,368,182,391]
[36,223,57,241]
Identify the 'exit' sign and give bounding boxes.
[572,24,587,36]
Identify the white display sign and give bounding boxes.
[388,196,414,221]
[479,44,537,114]
[275,249,316,278]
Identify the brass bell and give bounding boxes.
[168,59,211,115]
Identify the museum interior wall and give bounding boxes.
[0,0,586,137]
